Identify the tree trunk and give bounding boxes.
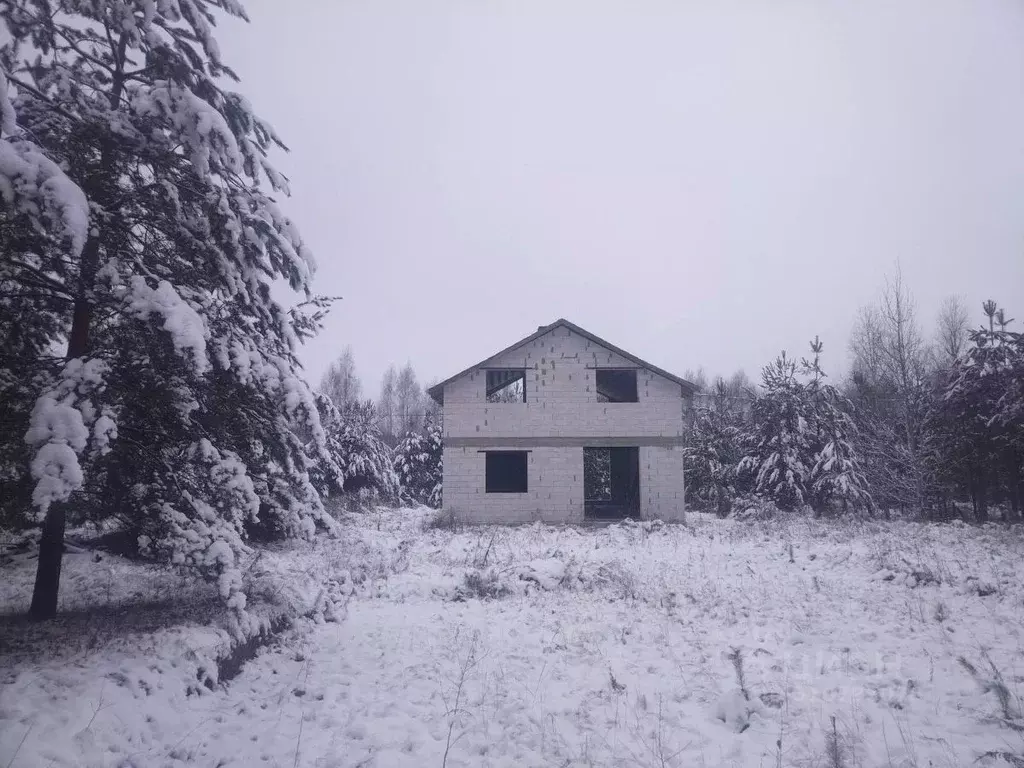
[28,503,67,619]
[715,484,730,518]
[975,472,989,524]
[28,239,98,620]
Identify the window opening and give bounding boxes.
[485,451,528,493]
[596,369,638,403]
[486,369,526,403]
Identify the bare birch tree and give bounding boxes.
[935,296,970,367]
[848,269,935,515]
[320,347,362,411]
[396,362,424,437]
[378,365,398,443]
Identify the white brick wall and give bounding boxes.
[442,326,686,440]
[443,444,686,523]
[640,446,686,522]
[443,446,584,524]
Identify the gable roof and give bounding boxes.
[427,318,697,405]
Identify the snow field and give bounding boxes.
[2,510,1024,767]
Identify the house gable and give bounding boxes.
[427,319,695,406]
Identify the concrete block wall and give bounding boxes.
[640,446,686,522]
[443,325,686,440]
[443,445,584,524]
[443,444,686,524]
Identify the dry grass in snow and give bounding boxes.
[2,509,1024,767]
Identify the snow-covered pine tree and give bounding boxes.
[394,416,442,508]
[315,396,399,506]
[1,1,336,619]
[801,338,872,514]
[739,351,815,511]
[687,379,750,516]
[938,302,1024,521]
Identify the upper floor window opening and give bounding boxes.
[596,369,638,403]
[486,369,526,403]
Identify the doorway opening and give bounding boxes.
[583,447,640,520]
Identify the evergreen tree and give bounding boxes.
[1,1,335,618]
[801,338,872,513]
[315,396,398,504]
[938,302,1024,521]
[394,416,442,508]
[688,378,750,515]
[739,340,869,514]
[740,352,815,511]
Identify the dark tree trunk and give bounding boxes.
[28,237,99,620]
[975,472,989,524]
[715,484,730,518]
[28,503,67,619]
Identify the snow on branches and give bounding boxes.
[395,419,443,509]
[131,81,244,178]
[1,0,336,617]
[23,359,111,515]
[312,395,399,505]
[0,68,89,259]
[739,340,871,514]
[126,278,211,372]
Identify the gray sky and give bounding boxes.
[219,0,1024,395]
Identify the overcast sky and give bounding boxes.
[219,0,1024,395]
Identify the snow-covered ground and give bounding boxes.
[3,509,1024,767]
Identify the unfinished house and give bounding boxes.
[427,319,696,523]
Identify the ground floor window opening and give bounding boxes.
[485,451,528,493]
